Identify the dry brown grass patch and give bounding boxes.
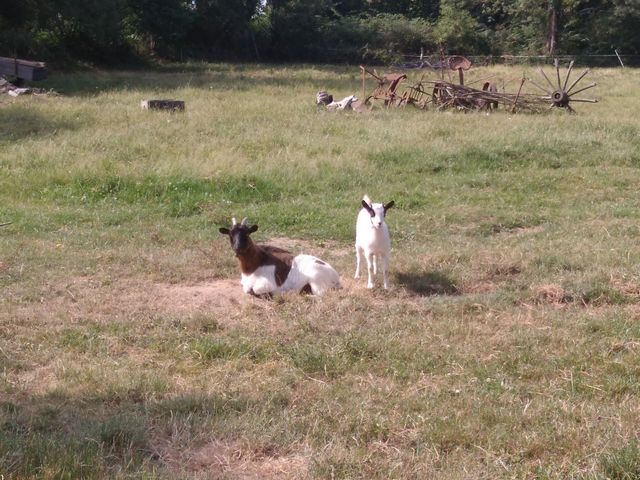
[609,277,640,300]
[531,284,573,305]
[156,438,309,479]
[460,279,497,294]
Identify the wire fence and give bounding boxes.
[397,53,639,68]
[321,46,640,68]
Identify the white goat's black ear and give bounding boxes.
[384,201,395,211]
[362,200,375,216]
[219,227,230,235]
[248,225,258,234]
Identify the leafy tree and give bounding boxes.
[321,13,436,62]
[435,0,488,53]
[125,0,195,58]
[266,0,333,60]
[576,0,640,54]
[332,0,369,16]
[188,0,261,58]
[0,1,32,56]
[603,0,640,54]
[55,0,130,62]
[0,0,637,64]
[363,0,440,18]
[0,0,131,62]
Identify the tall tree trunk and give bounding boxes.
[546,2,558,55]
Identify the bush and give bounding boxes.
[435,0,490,55]
[320,14,437,63]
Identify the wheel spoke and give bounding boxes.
[562,60,575,91]
[566,69,590,94]
[568,82,597,97]
[527,77,552,95]
[555,59,562,90]
[539,68,557,91]
[570,98,598,103]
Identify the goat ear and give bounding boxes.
[384,201,395,211]
[362,200,374,215]
[248,225,258,234]
[219,227,230,235]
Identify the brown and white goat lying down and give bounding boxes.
[219,218,341,296]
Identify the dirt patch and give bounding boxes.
[3,274,263,328]
[4,259,421,335]
[157,439,309,479]
[153,278,256,314]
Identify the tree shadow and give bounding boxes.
[0,388,256,477]
[0,107,85,143]
[36,63,354,97]
[395,270,459,297]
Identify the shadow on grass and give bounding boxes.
[395,270,459,297]
[0,108,84,144]
[0,389,257,477]
[37,63,352,97]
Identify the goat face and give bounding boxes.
[219,222,259,255]
[362,199,395,229]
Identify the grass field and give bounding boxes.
[1,62,640,479]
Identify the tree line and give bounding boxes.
[1,0,638,66]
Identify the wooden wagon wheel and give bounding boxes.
[431,82,452,109]
[528,59,597,113]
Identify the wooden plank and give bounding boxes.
[140,99,185,111]
[0,56,48,81]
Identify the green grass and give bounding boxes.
[2,62,640,478]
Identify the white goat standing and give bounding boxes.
[355,195,395,289]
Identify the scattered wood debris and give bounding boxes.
[1,77,55,97]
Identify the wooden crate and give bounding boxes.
[0,57,48,81]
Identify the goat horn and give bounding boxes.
[232,217,237,226]
[241,217,248,226]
